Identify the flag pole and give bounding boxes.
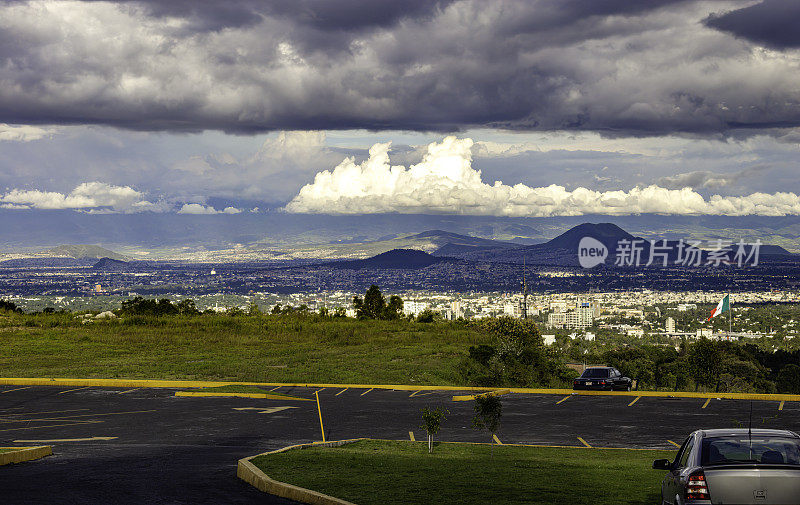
[728,294,732,340]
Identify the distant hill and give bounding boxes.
[457,222,797,266]
[92,257,130,270]
[761,244,794,256]
[43,244,129,261]
[535,222,634,251]
[326,249,453,269]
[279,229,520,260]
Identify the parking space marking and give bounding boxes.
[1,387,32,394]
[118,389,138,394]
[360,388,373,396]
[493,434,503,445]
[1,409,157,423]
[628,396,641,407]
[0,420,104,432]
[335,388,348,396]
[58,386,91,395]
[556,396,571,405]
[0,409,90,419]
[577,437,591,448]
[779,401,785,411]
[314,388,325,394]
[702,398,711,409]
[268,386,282,392]
[415,391,437,397]
[13,436,117,443]
[667,440,680,447]
[409,390,421,398]
[409,431,415,441]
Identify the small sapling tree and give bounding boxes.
[472,394,502,457]
[420,407,448,453]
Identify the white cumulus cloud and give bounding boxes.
[286,137,800,217]
[177,204,241,215]
[0,123,55,142]
[0,182,165,213]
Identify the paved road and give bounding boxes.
[2,385,798,504]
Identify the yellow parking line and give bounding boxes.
[13,436,117,443]
[556,396,571,405]
[0,409,157,423]
[409,390,421,398]
[577,437,592,448]
[1,387,32,394]
[118,389,138,394]
[779,401,785,411]
[314,388,325,394]
[335,388,348,396]
[268,386,282,392]
[0,409,89,419]
[360,388,373,396]
[493,434,503,445]
[628,396,641,407]
[409,431,415,441]
[0,420,103,432]
[702,398,711,409]
[667,440,680,447]
[58,386,91,395]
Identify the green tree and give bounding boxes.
[385,295,403,320]
[687,338,723,391]
[247,302,261,316]
[420,407,448,453]
[0,299,22,313]
[271,304,282,314]
[176,299,200,315]
[416,308,438,323]
[473,394,502,457]
[778,364,800,394]
[352,285,403,320]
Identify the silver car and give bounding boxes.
[653,429,800,504]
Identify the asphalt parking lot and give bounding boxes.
[2,384,798,504]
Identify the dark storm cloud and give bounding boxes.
[1,0,799,136]
[704,0,800,50]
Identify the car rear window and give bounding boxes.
[580,368,610,378]
[701,436,800,465]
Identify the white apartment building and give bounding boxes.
[547,306,594,329]
[403,300,429,317]
[666,316,676,333]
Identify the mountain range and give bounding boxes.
[322,223,795,269]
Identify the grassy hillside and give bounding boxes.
[0,311,490,383]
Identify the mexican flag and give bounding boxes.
[707,294,730,321]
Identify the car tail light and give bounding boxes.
[686,470,709,500]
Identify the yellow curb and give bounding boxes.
[174,392,313,401]
[238,439,365,505]
[452,389,511,401]
[0,446,52,465]
[3,378,800,402]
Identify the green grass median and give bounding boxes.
[251,440,673,505]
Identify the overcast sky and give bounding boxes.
[3,0,800,216]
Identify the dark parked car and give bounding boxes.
[653,428,800,504]
[572,366,632,391]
